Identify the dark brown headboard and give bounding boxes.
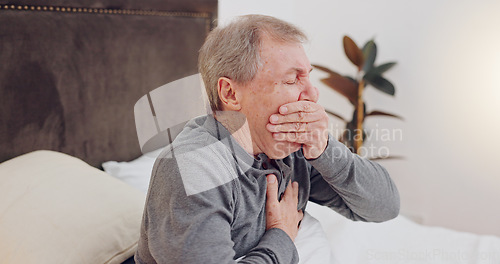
[0,0,217,167]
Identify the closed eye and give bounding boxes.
[284,78,298,85]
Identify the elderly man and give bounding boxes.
[135,15,399,264]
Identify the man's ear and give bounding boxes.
[217,77,242,111]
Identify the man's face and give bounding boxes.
[238,34,319,159]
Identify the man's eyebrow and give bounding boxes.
[287,67,313,74]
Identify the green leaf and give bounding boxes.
[364,74,395,95]
[362,40,377,73]
[365,62,396,76]
[366,110,404,120]
[311,64,338,75]
[343,36,364,70]
[320,73,358,105]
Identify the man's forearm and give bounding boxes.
[308,135,400,222]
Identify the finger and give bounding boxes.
[279,101,321,115]
[272,131,310,144]
[298,209,304,220]
[266,174,278,204]
[282,180,294,199]
[290,181,299,207]
[274,125,327,142]
[292,181,299,200]
[297,210,304,226]
[269,111,322,124]
[266,122,308,133]
[265,174,280,231]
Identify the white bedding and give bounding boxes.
[103,150,500,264]
[305,202,500,264]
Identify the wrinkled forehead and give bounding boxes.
[258,37,311,76]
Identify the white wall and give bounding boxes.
[219,0,500,236]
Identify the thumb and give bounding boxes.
[266,174,278,203]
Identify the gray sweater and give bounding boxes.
[135,115,400,264]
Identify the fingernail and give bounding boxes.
[267,174,276,183]
[270,115,278,123]
[280,106,288,114]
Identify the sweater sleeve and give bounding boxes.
[135,144,298,264]
[307,135,400,222]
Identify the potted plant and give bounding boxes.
[313,36,401,157]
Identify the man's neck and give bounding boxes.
[214,111,261,157]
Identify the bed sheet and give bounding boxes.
[306,201,500,264]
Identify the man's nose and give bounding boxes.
[298,79,319,102]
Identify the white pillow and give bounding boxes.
[102,148,164,194]
[295,212,335,264]
[0,150,146,264]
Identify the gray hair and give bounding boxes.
[198,14,307,111]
